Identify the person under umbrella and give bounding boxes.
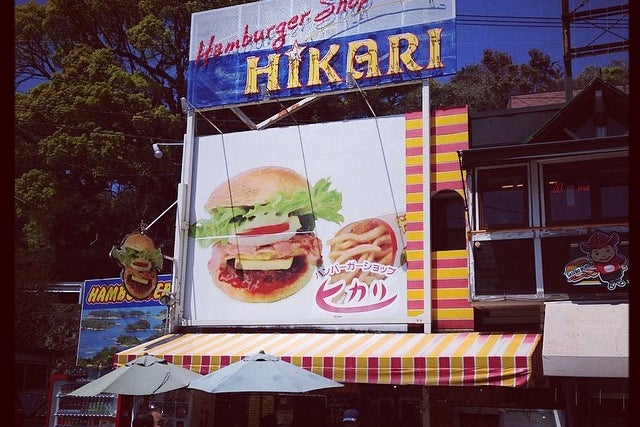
[133,408,164,427]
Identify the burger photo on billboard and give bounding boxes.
[110,232,164,300]
[190,166,343,303]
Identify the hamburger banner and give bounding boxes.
[76,274,171,364]
[183,115,412,326]
[110,231,164,300]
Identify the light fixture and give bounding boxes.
[180,97,190,113]
[159,291,177,307]
[259,83,270,100]
[346,71,356,88]
[151,142,183,158]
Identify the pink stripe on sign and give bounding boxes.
[406,241,423,251]
[182,355,192,369]
[432,299,472,309]
[432,278,469,289]
[432,182,464,192]
[488,356,502,386]
[406,278,424,289]
[432,162,460,173]
[390,357,403,383]
[221,354,231,368]
[302,356,312,371]
[405,128,423,138]
[462,356,476,385]
[345,356,356,382]
[406,165,423,175]
[414,357,426,383]
[438,357,450,385]
[407,300,424,310]
[201,355,211,374]
[431,142,468,154]
[406,183,423,194]
[368,358,378,382]
[405,222,423,231]
[323,356,334,379]
[406,146,423,157]
[406,202,422,212]
[431,258,467,268]
[432,123,468,135]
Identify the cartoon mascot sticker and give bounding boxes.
[564,231,628,291]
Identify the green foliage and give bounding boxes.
[431,49,564,112]
[574,60,629,89]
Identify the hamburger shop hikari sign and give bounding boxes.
[187,0,456,110]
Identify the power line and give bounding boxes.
[457,14,628,30]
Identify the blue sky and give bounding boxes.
[15,0,628,85]
[454,0,629,77]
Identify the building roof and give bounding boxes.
[508,84,629,109]
[462,78,629,168]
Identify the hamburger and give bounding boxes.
[110,232,164,300]
[190,166,343,303]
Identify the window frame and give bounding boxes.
[467,154,629,303]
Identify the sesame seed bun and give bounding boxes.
[122,233,156,252]
[206,166,309,209]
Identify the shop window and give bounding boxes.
[431,190,466,251]
[543,157,628,226]
[472,239,536,296]
[477,166,529,229]
[541,231,630,296]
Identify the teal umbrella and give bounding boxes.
[187,350,343,394]
[69,353,202,396]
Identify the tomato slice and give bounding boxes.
[237,222,289,236]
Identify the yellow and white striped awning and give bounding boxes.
[115,332,541,388]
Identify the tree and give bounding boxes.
[14,0,198,373]
[431,49,563,112]
[574,60,629,89]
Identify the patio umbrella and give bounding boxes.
[187,350,344,393]
[68,353,202,396]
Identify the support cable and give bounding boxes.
[351,74,406,247]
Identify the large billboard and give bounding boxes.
[182,115,422,327]
[187,0,456,109]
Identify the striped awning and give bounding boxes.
[115,332,541,388]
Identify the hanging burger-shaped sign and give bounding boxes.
[110,231,164,300]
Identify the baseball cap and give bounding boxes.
[343,409,359,422]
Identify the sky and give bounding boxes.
[15,0,629,89]
[453,0,629,77]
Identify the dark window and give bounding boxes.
[543,157,628,225]
[431,190,466,251]
[542,231,629,296]
[477,166,528,229]
[472,239,536,295]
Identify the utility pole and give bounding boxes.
[561,0,629,102]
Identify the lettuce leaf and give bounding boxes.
[189,177,343,246]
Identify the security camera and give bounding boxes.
[152,143,163,158]
[159,291,176,306]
